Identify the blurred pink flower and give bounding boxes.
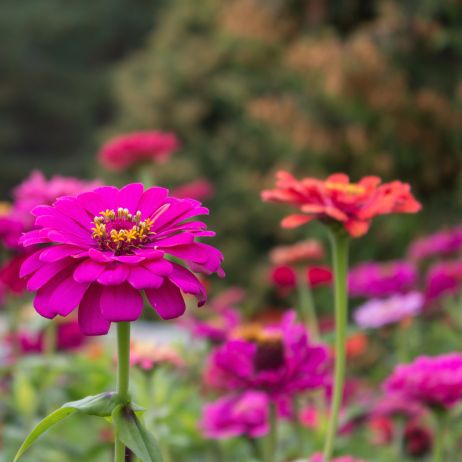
[130,341,184,371]
[348,261,417,298]
[98,131,179,171]
[172,179,215,202]
[0,254,28,295]
[425,260,462,301]
[353,292,424,329]
[372,394,424,420]
[384,353,462,409]
[202,391,269,439]
[204,312,329,399]
[9,320,86,354]
[309,454,366,462]
[408,226,462,261]
[269,239,324,266]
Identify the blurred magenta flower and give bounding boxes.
[10,320,86,353]
[425,260,462,301]
[0,254,28,295]
[0,171,100,249]
[353,292,424,329]
[20,183,223,335]
[348,261,417,298]
[384,353,462,409]
[202,391,269,439]
[262,171,421,237]
[309,454,366,462]
[270,265,333,292]
[130,341,184,371]
[172,179,215,202]
[372,394,424,420]
[204,312,329,399]
[269,239,324,266]
[98,131,179,171]
[408,226,462,261]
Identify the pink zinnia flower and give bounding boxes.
[20,183,224,335]
[202,391,269,439]
[269,239,324,266]
[205,312,329,398]
[0,172,99,249]
[98,131,179,171]
[408,226,462,261]
[348,261,417,298]
[172,179,215,202]
[425,260,462,301]
[130,341,184,371]
[309,454,366,462]
[384,353,462,409]
[353,292,424,329]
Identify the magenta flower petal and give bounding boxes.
[100,283,143,322]
[97,264,130,286]
[78,284,111,335]
[117,183,144,211]
[128,266,163,289]
[170,263,206,305]
[26,259,75,291]
[39,245,80,262]
[143,259,173,276]
[146,279,186,319]
[73,259,105,283]
[20,250,44,278]
[137,187,169,217]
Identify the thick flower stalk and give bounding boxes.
[18,183,223,461]
[262,171,421,462]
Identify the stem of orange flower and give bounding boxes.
[115,322,131,462]
[296,268,319,341]
[322,230,349,462]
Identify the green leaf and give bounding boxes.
[112,404,163,462]
[14,391,129,461]
[13,407,76,462]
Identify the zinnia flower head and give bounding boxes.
[408,226,462,261]
[353,292,424,329]
[348,261,417,298]
[20,183,223,335]
[384,353,462,409]
[269,239,324,266]
[130,341,184,370]
[98,131,179,171]
[262,171,421,237]
[0,171,99,249]
[425,260,462,301]
[204,311,329,398]
[201,391,269,439]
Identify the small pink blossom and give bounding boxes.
[172,179,215,202]
[98,131,179,171]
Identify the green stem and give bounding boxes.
[293,395,305,455]
[432,413,447,462]
[263,403,278,462]
[296,269,319,341]
[115,322,131,462]
[322,230,349,462]
[138,164,155,188]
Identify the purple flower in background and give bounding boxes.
[372,394,425,420]
[408,226,462,261]
[202,391,269,439]
[425,260,462,301]
[204,312,329,398]
[310,454,366,462]
[348,261,417,298]
[384,353,462,409]
[20,183,223,335]
[353,292,424,329]
[0,172,100,249]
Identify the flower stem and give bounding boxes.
[44,321,57,358]
[115,322,131,462]
[432,413,447,462]
[263,402,278,462]
[323,230,349,462]
[296,269,319,341]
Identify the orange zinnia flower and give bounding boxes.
[261,171,421,237]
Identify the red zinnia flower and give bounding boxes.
[261,171,421,237]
